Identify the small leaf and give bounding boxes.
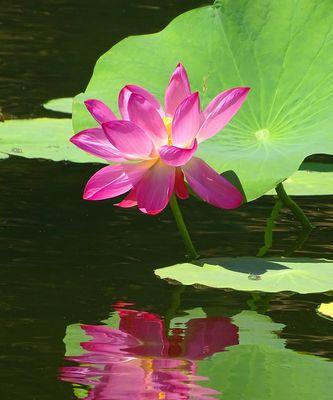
[317,302,333,320]
[0,118,100,163]
[43,98,73,114]
[155,257,333,293]
[266,163,333,196]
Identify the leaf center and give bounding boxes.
[255,129,270,141]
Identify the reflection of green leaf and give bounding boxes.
[43,98,73,114]
[317,302,333,321]
[73,385,89,399]
[170,307,207,330]
[63,324,88,357]
[63,312,122,357]
[266,163,333,196]
[0,118,98,162]
[197,311,333,400]
[155,257,333,293]
[72,0,333,201]
[232,310,285,349]
[101,312,121,327]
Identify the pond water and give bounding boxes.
[1,1,333,399]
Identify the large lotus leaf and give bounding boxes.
[43,97,73,114]
[155,257,333,293]
[266,163,333,196]
[197,311,333,399]
[72,0,333,202]
[0,118,97,162]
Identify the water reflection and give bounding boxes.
[61,304,238,399]
[61,303,333,400]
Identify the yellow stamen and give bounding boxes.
[163,116,173,145]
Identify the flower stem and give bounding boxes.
[275,182,314,231]
[169,195,199,260]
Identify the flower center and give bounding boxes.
[163,116,173,145]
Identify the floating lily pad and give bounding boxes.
[0,118,99,162]
[0,152,9,160]
[43,97,73,114]
[317,302,333,320]
[72,0,333,202]
[155,257,333,293]
[197,311,333,399]
[266,163,333,196]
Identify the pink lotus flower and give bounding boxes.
[61,306,239,399]
[71,64,250,215]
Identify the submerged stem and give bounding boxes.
[275,182,314,231]
[257,197,283,257]
[169,195,199,260]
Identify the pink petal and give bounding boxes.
[165,63,191,117]
[136,160,175,215]
[159,139,198,167]
[127,93,167,146]
[83,161,154,201]
[182,157,243,209]
[197,87,250,143]
[84,99,117,124]
[70,127,126,162]
[102,120,154,160]
[175,168,189,200]
[115,188,137,208]
[118,85,163,120]
[172,93,201,147]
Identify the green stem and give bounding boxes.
[164,285,185,335]
[275,182,314,231]
[169,195,199,260]
[257,198,283,257]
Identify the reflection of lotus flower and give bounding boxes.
[71,64,249,215]
[61,308,239,399]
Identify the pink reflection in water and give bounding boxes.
[61,306,238,399]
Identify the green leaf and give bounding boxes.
[72,0,333,201]
[155,257,333,293]
[43,98,73,114]
[317,302,333,321]
[197,311,333,399]
[266,163,333,196]
[0,118,99,163]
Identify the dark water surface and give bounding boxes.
[1,1,333,399]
